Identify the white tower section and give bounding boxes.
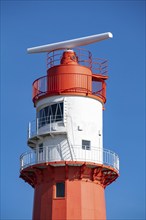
[35,95,103,163]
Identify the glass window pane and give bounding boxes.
[51,104,57,115]
[56,104,61,121]
[82,140,91,150]
[37,102,64,127]
[56,182,65,197]
[60,102,63,116]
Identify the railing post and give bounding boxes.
[28,122,31,139]
[113,153,116,169]
[50,115,52,132]
[117,157,119,171]
[20,157,23,170]
[36,147,39,163]
[36,118,39,135]
[59,144,61,160]
[45,146,48,162]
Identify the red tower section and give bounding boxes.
[33,49,108,104]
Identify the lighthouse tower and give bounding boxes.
[20,33,119,220]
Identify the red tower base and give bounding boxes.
[20,161,119,220]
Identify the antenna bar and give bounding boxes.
[27,32,113,54]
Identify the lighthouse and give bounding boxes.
[20,32,119,220]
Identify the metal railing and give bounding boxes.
[28,115,64,139]
[46,48,108,75]
[32,73,106,103]
[20,145,119,172]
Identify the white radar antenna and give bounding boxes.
[27,32,113,54]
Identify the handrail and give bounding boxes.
[46,48,108,75]
[28,115,64,139]
[20,146,119,172]
[32,73,106,103]
[47,48,92,69]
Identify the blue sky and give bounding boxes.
[1,1,145,219]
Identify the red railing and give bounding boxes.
[32,48,108,104]
[47,48,108,75]
[32,73,106,104]
[47,48,92,69]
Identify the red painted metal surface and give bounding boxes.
[47,65,92,94]
[32,74,107,104]
[46,48,108,75]
[20,161,119,220]
[47,48,92,69]
[32,49,108,105]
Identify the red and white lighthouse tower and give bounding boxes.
[20,32,119,220]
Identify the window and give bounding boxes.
[56,182,65,198]
[82,140,91,150]
[37,102,64,128]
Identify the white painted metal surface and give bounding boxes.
[20,145,119,172]
[32,95,103,163]
[27,32,113,53]
[28,116,66,138]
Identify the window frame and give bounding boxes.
[82,140,91,150]
[37,101,64,128]
[55,182,65,198]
